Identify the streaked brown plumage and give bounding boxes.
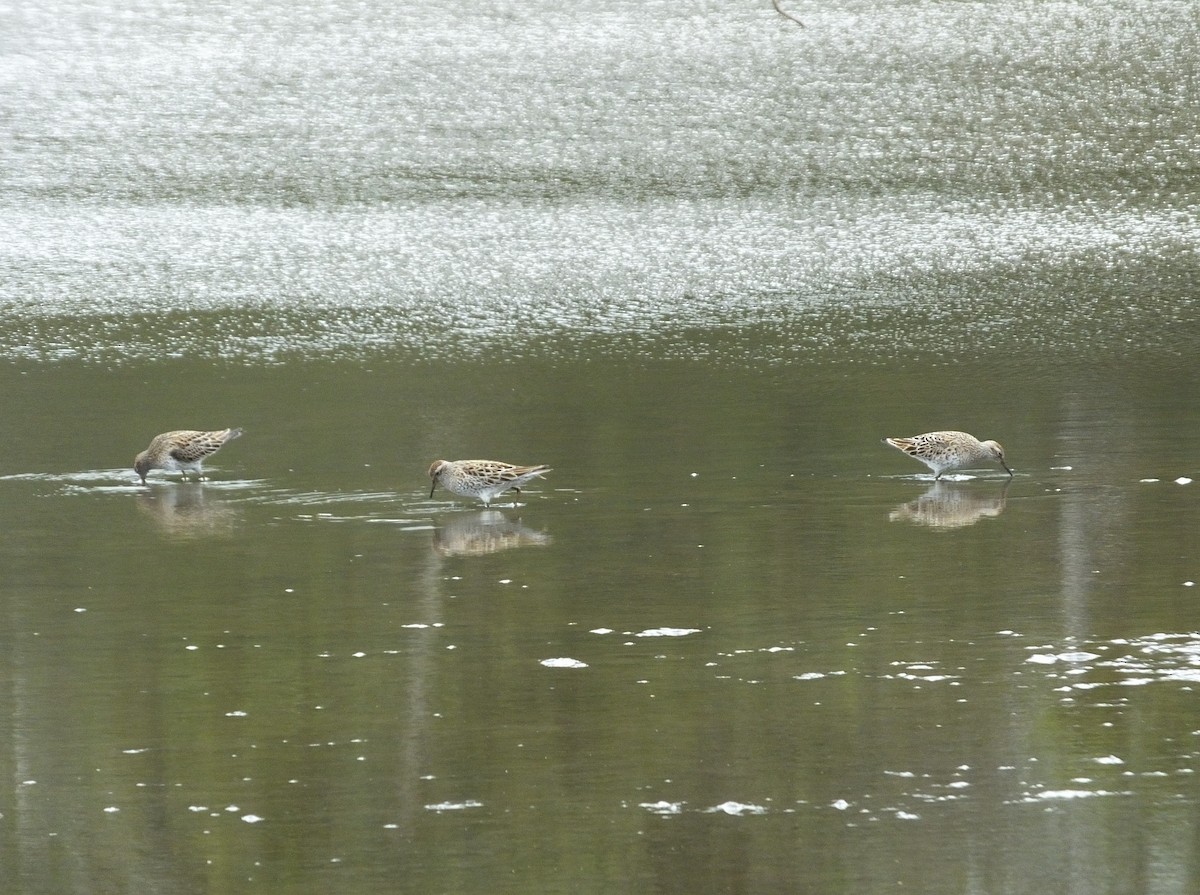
[883,430,1012,480]
[134,428,243,484]
[428,459,551,506]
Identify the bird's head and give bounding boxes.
[981,440,1013,476]
[428,460,448,497]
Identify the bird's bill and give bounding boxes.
[429,481,437,499]
[1001,461,1014,476]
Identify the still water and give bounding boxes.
[1,0,1198,892]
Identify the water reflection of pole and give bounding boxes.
[1056,395,1130,641]
[386,532,446,840]
[390,510,553,833]
[8,558,40,885]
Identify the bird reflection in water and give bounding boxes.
[432,510,552,557]
[888,481,1010,530]
[136,483,240,539]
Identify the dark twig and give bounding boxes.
[772,0,806,28]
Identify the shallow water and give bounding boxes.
[2,353,1196,893]
[1,0,1198,892]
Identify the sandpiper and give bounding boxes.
[134,428,243,484]
[428,459,551,506]
[883,431,1012,480]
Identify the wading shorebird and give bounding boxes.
[428,459,551,507]
[134,428,243,484]
[883,431,1012,480]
